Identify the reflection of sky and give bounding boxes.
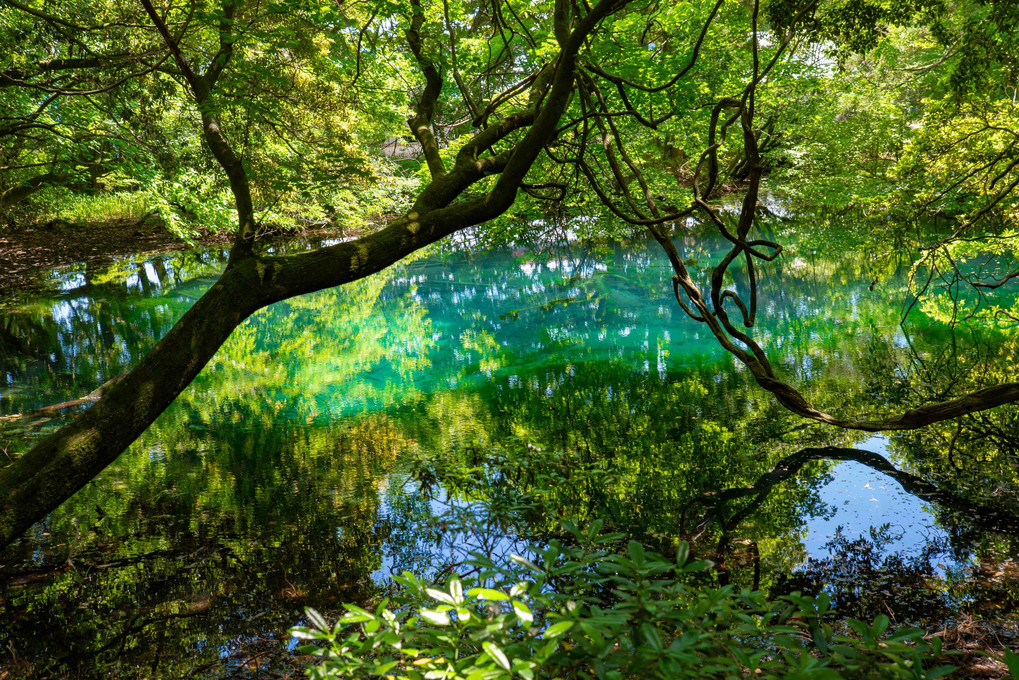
[372,480,531,584]
[802,435,955,569]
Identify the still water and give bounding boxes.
[0,227,1017,677]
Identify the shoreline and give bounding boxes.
[0,220,355,302]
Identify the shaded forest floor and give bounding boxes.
[0,218,233,300]
[0,218,353,301]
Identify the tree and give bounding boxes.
[0,0,172,213]
[1,0,1018,550]
[0,0,674,547]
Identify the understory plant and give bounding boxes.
[292,522,956,680]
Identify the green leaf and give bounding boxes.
[512,599,533,625]
[420,609,451,626]
[483,641,512,671]
[471,588,510,601]
[375,660,399,673]
[544,621,574,638]
[1005,649,1019,679]
[427,588,456,605]
[675,541,690,567]
[809,619,828,655]
[640,623,663,651]
[510,554,542,573]
[450,579,464,603]
[682,559,713,573]
[847,619,871,639]
[465,669,499,680]
[343,603,374,617]
[306,607,330,632]
[627,541,646,567]
[872,615,889,638]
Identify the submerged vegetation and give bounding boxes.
[2,0,1019,676]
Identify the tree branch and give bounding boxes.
[140,0,256,259]
[406,0,447,179]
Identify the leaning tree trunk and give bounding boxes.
[0,260,265,544]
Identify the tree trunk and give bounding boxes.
[0,261,264,545]
[0,171,67,208]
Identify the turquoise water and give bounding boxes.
[0,231,1017,677]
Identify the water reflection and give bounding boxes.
[0,234,916,419]
[0,231,1017,677]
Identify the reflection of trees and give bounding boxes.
[419,363,828,525]
[0,314,62,392]
[378,362,839,590]
[686,446,1019,539]
[773,526,956,628]
[685,445,1019,624]
[0,250,229,422]
[878,327,1019,507]
[775,523,1019,638]
[0,413,407,678]
[2,231,966,427]
[3,232,1018,674]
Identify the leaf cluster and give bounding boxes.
[293,528,956,680]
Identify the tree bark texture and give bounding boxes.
[0,172,67,208]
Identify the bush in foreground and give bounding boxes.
[292,525,960,680]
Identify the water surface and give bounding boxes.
[1,228,1017,678]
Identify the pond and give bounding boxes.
[1,223,1018,678]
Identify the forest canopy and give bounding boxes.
[0,0,1018,547]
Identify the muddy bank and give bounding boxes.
[0,219,356,301]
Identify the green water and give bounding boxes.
[0,229,1017,678]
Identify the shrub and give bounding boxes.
[292,524,955,680]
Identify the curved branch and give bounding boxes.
[685,446,1019,538]
[406,0,447,179]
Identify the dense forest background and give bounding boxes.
[3,0,1017,236]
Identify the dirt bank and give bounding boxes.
[0,219,233,300]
